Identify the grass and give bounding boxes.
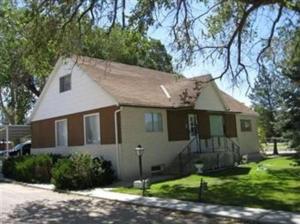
[114,155,300,212]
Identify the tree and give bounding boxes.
[275,84,300,150]
[249,68,284,145]
[275,31,300,149]
[0,3,174,124]
[13,0,300,84]
[81,26,173,73]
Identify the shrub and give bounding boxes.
[91,157,115,186]
[51,154,115,190]
[2,154,52,183]
[2,157,22,178]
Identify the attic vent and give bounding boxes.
[160,85,171,99]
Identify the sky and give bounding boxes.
[141,3,284,107]
[157,29,254,105]
[148,27,254,106]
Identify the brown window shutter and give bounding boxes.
[224,114,237,137]
[197,111,210,139]
[167,110,189,141]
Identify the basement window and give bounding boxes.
[151,164,164,174]
[59,74,71,93]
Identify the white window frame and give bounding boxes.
[55,119,68,147]
[59,74,71,93]
[83,113,101,145]
[145,112,163,132]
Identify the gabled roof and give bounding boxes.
[75,56,257,115]
[220,91,258,116]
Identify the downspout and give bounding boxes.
[5,125,9,158]
[114,107,122,179]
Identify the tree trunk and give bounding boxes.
[273,138,278,155]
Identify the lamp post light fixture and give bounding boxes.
[135,144,146,195]
[135,144,144,181]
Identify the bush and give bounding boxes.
[51,154,115,190]
[2,154,52,183]
[2,153,115,189]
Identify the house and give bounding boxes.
[30,56,259,179]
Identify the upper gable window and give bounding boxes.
[59,74,71,93]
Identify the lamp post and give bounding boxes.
[135,144,144,181]
[135,144,145,195]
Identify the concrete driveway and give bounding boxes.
[0,182,250,224]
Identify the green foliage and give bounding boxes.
[2,153,115,189]
[115,156,300,212]
[282,29,300,83]
[51,154,115,190]
[249,69,284,140]
[2,155,52,183]
[0,3,174,124]
[82,26,173,73]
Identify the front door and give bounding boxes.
[188,114,198,152]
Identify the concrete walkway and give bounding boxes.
[4,179,299,224]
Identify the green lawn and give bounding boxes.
[114,155,300,212]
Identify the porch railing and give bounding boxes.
[172,135,241,176]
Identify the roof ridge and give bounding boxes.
[73,55,180,79]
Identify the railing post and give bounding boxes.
[218,136,221,148]
[217,152,220,169]
[195,135,200,153]
[179,153,183,174]
[212,137,215,152]
[199,136,202,153]
[225,138,228,151]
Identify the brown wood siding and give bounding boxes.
[68,113,84,146]
[31,106,120,148]
[224,114,237,137]
[197,111,210,139]
[100,106,117,144]
[167,110,189,141]
[31,120,55,148]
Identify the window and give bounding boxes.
[59,74,71,92]
[84,113,100,144]
[55,119,68,147]
[145,112,163,132]
[151,164,165,174]
[209,115,224,136]
[240,119,252,132]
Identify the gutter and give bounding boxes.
[114,107,122,179]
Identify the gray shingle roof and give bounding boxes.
[75,56,257,115]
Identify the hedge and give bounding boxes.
[2,154,52,183]
[51,154,115,190]
[2,153,115,189]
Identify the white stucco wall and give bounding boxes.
[32,144,118,171]
[119,106,189,179]
[31,58,117,121]
[194,84,226,111]
[236,114,259,155]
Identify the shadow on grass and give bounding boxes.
[267,168,300,181]
[201,167,251,178]
[204,180,300,212]
[289,154,300,166]
[150,180,300,213]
